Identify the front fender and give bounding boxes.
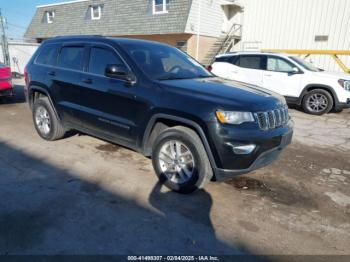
[141,112,219,170]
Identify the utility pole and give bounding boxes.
[0,9,10,66]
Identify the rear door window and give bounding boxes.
[237,55,264,70]
[58,46,85,71]
[36,44,60,66]
[88,47,124,76]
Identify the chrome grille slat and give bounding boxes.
[281,108,285,123]
[264,112,269,129]
[283,107,288,123]
[274,109,281,126]
[255,106,289,131]
[277,109,282,126]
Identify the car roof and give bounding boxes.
[215,51,289,58]
[43,35,171,47]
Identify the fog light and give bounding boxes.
[229,144,256,155]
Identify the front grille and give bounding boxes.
[255,106,289,130]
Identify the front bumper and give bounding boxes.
[210,124,293,181]
[214,133,292,180]
[335,98,350,109]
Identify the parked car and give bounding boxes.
[0,62,13,98]
[210,52,350,115]
[24,36,293,194]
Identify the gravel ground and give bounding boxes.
[0,79,349,257]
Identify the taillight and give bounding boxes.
[207,65,213,72]
[24,67,29,87]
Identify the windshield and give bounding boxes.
[289,56,321,72]
[118,41,213,80]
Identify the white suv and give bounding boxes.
[210,52,350,115]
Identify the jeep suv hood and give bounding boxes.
[160,77,286,112]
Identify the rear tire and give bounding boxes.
[152,126,213,194]
[32,97,66,141]
[302,89,333,115]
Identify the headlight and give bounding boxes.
[216,110,255,125]
[338,79,350,91]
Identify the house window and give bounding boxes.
[46,11,55,23]
[90,5,102,20]
[153,0,170,14]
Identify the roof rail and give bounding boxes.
[53,35,104,39]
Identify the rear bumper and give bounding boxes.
[213,130,293,181]
[0,78,13,97]
[0,87,13,97]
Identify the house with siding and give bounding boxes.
[25,0,244,64]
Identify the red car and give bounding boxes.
[0,62,13,97]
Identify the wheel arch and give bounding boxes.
[28,85,60,120]
[141,114,218,170]
[298,84,339,107]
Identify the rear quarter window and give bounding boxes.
[35,44,60,66]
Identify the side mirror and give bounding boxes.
[288,67,301,75]
[105,64,136,83]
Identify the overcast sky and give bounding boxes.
[1,0,69,40]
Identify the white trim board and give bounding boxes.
[37,0,89,8]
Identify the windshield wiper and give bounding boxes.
[196,75,215,78]
[157,76,193,80]
[158,75,214,81]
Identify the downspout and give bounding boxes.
[196,0,201,60]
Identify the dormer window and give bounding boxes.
[46,11,55,23]
[90,5,102,20]
[153,0,169,14]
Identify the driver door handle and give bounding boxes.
[82,78,93,84]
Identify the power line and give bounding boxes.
[7,22,27,30]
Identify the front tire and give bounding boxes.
[151,126,213,194]
[302,89,333,115]
[32,97,66,141]
[302,89,334,115]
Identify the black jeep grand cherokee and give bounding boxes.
[25,36,293,193]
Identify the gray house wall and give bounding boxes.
[185,0,226,38]
[25,0,192,39]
